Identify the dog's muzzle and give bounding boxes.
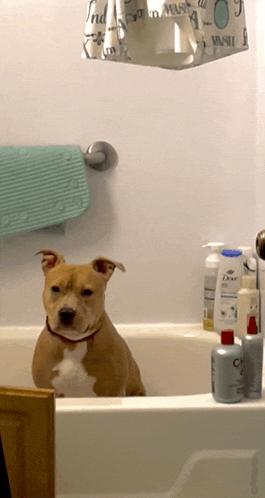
[59,307,76,326]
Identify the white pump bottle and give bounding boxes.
[203,243,224,331]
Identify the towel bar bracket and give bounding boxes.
[83,141,117,171]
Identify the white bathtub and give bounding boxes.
[0,323,264,497]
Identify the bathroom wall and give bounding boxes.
[0,1,260,326]
[256,1,265,237]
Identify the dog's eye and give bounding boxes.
[82,289,93,296]
[51,286,60,293]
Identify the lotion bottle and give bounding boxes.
[237,275,259,340]
[203,242,224,331]
[214,249,244,334]
[211,329,244,403]
[242,315,263,399]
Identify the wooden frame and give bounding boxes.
[0,386,55,498]
[0,433,11,497]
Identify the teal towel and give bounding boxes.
[0,146,91,238]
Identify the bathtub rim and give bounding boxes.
[1,322,264,411]
[55,392,265,413]
[0,322,223,341]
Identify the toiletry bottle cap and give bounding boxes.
[247,315,258,335]
[221,330,234,345]
[221,250,242,258]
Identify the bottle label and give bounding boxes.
[204,275,216,330]
[243,344,263,397]
[217,268,242,325]
[211,352,244,401]
[219,296,237,323]
[220,269,240,295]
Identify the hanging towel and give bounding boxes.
[0,146,91,238]
[82,0,248,69]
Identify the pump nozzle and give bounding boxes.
[202,242,224,250]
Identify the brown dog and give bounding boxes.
[32,250,146,397]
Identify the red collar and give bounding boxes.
[46,317,98,343]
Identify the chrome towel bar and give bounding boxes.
[83,141,117,171]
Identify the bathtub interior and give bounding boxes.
[0,324,265,498]
[0,324,220,396]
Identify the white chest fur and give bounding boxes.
[52,342,97,397]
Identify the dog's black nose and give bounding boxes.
[59,307,75,325]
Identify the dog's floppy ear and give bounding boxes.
[91,257,125,282]
[35,249,65,274]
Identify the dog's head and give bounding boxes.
[36,250,125,341]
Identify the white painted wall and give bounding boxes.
[0,1,261,327]
[256,0,265,236]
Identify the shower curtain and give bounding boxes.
[82,0,249,69]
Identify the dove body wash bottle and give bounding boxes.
[214,250,244,334]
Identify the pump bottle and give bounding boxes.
[203,243,224,331]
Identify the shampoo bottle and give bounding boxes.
[242,315,263,399]
[211,329,244,403]
[237,275,259,339]
[203,243,224,331]
[214,249,244,334]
